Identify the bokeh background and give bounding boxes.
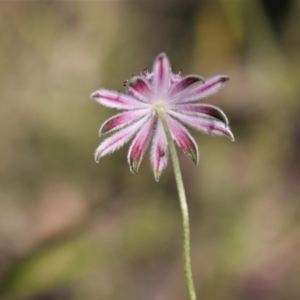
[0,0,300,299]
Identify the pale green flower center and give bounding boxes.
[153,101,168,114]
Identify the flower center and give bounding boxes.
[153,101,168,114]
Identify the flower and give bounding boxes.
[91,53,234,181]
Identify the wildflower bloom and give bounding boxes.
[91,53,234,181]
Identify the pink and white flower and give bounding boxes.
[91,53,234,181]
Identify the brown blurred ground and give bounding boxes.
[0,0,300,299]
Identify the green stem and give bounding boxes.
[157,109,197,300]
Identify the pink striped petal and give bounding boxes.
[168,110,234,141]
[91,89,149,110]
[168,75,205,98]
[153,53,171,97]
[172,103,228,125]
[127,76,153,103]
[127,117,156,174]
[95,115,151,162]
[151,121,168,181]
[166,115,199,165]
[99,109,150,136]
[173,75,229,103]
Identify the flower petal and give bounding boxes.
[168,75,205,98]
[168,110,234,141]
[91,89,149,110]
[99,109,150,136]
[128,117,156,174]
[166,115,199,165]
[173,75,229,104]
[153,53,171,97]
[127,76,153,103]
[151,121,168,181]
[171,103,229,126]
[95,115,151,162]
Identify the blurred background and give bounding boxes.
[0,0,300,299]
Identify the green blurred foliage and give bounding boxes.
[0,0,300,299]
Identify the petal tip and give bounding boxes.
[154,53,169,66]
[188,149,199,165]
[129,159,140,174]
[130,169,138,175]
[94,146,104,163]
[90,91,99,100]
[221,76,230,82]
[157,52,167,59]
[154,170,161,182]
[94,152,101,163]
[226,128,235,141]
[128,76,140,87]
[197,75,206,83]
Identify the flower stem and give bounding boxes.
[157,109,197,300]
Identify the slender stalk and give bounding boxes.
[157,108,197,300]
